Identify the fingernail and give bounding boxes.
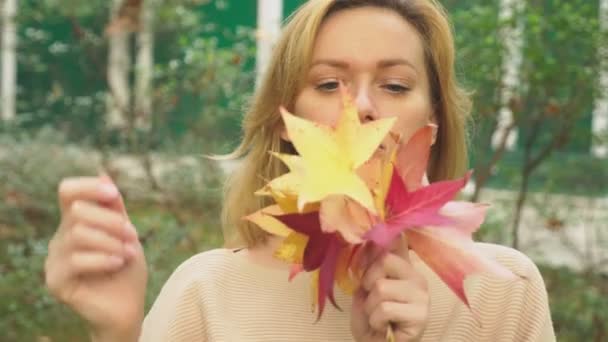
[124,243,137,258]
[124,222,138,239]
[109,255,124,267]
[99,183,119,199]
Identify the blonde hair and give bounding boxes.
[220,0,472,248]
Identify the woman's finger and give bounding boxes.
[361,253,415,291]
[70,251,125,275]
[368,301,426,334]
[58,177,120,214]
[69,224,137,259]
[363,278,420,317]
[98,174,130,218]
[68,200,137,241]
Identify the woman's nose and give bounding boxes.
[353,87,377,123]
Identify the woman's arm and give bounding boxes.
[138,255,209,342]
[508,256,556,341]
[476,244,556,342]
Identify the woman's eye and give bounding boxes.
[315,81,340,92]
[383,84,409,93]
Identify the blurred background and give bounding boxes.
[0,0,606,341]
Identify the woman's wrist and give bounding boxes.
[90,324,141,342]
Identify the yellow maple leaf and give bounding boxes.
[244,204,293,237]
[310,270,320,313]
[274,231,309,264]
[335,247,358,295]
[357,147,397,220]
[267,88,395,213]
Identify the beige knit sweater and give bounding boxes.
[139,243,555,341]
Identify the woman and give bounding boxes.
[44,0,556,341]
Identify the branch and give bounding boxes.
[471,120,516,201]
[68,17,104,75]
[524,89,587,173]
[70,15,144,139]
[525,124,567,173]
[106,0,143,36]
[139,152,199,251]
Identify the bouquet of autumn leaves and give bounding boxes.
[245,89,515,322]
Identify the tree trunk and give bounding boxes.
[592,0,608,158]
[471,0,524,202]
[492,0,524,150]
[107,0,132,129]
[1,0,17,122]
[135,0,154,130]
[511,116,569,249]
[511,115,539,250]
[256,0,283,86]
[511,165,530,249]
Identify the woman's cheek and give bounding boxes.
[294,90,342,126]
[390,102,434,140]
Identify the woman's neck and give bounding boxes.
[238,235,292,271]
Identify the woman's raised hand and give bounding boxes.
[45,176,147,341]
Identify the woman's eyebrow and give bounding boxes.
[310,59,349,69]
[310,58,417,72]
[377,58,417,71]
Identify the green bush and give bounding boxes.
[542,266,608,341]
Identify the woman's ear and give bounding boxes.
[429,115,438,146]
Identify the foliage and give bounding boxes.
[11,0,256,153]
[481,151,608,197]
[447,0,604,248]
[542,265,608,341]
[449,0,601,191]
[449,2,607,339]
[0,127,97,237]
[443,0,606,253]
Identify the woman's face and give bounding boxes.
[292,6,435,147]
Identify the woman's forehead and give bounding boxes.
[311,7,426,70]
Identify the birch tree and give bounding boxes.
[135,0,153,130]
[256,0,283,85]
[1,0,17,122]
[491,0,524,151]
[592,0,608,158]
[106,0,132,129]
